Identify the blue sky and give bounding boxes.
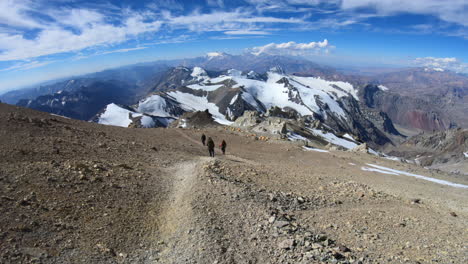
[1,0,468,93]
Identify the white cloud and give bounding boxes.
[224,30,271,35]
[249,40,331,56]
[341,0,468,26]
[0,60,55,72]
[100,47,148,55]
[0,4,305,63]
[413,57,468,73]
[0,0,44,29]
[0,8,162,61]
[166,10,302,33]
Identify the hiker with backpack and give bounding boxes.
[201,134,206,146]
[220,140,227,155]
[207,137,215,157]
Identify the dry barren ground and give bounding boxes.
[0,103,467,263]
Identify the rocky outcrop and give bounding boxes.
[170,110,218,128]
[360,84,451,132]
[385,128,468,169]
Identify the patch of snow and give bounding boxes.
[364,164,468,189]
[140,116,155,128]
[167,91,233,125]
[209,75,231,83]
[247,70,259,79]
[368,148,380,156]
[302,146,329,153]
[232,73,312,116]
[230,94,239,104]
[361,166,400,175]
[349,163,356,166]
[383,156,403,162]
[286,75,347,118]
[179,119,187,128]
[187,83,223,91]
[137,95,173,117]
[227,69,243,77]
[378,85,389,91]
[308,128,358,149]
[50,113,70,119]
[343,133,356,141]
[464,152,468,158]
[98,103,138,128]
[290,75,358,100]
[241,92,263,111]
[191,67,208,81]
[287,133,308,142]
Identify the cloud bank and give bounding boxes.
[249,40,331,56]
[0,1,304,62]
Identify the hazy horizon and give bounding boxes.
[1,0,468,93]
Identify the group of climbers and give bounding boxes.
[201,134,226,157]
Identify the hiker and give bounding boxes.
[207,137,215,157]
[220,140,227,155]
[201,134,206,146]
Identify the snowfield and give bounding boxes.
[195,68,353,120]
[290,75,358,100]
[167,91,233,125]
[308,128,359,149]
[362,164,468,189]
[137,95,174,117]
[187,83,224,91]
[98,103,155,128]
[191,67,208,81]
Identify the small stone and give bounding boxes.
[268,193,277,202]
[297,197,305,203]
[274,221,289,228]
[311,243,323,249]
[337,245,351,252]
[410,198,421,204]
[268,216,276,223]
[278,239,295,249]
[450,212,457,217]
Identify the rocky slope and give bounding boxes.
[0,103,467,263]
[384,128,468,174]
[368,68,468,131]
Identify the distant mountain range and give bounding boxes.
[2,53,468,147]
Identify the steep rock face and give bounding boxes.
[146,67,194,92]
[371,69,468,130]
[337,97,393,146]
[170,110,218,128]
[360,84,451,132]
[385,129,468,167]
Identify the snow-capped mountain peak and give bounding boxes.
[206,52,229,60]
[190,67,208,81]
